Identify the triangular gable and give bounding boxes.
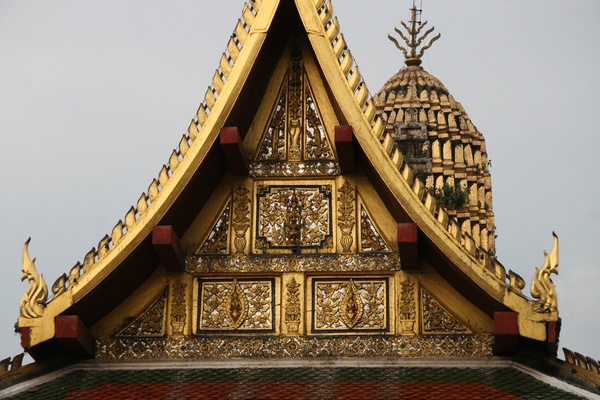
[17,0,557,362]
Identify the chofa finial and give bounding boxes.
[388,4,441,67]
[530,232,559,313]
[20,238,48,318]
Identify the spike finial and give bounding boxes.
[388,5,441,67]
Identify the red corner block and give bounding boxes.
[335,125,356,174]
[494,311,519,355]
[19,327,29,351]
[152,225,185,272]
[546,320,560,356]
[55,315,94,357]
[397,223,420,270]
[220,127,249,176]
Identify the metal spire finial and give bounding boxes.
[388,4,441,67]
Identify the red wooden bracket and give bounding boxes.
[335,125,356,174]
[397,223,420,270]
[494,311,519,355]
[546,320,560,356]
[19,327,29,351]
[55,315,94,357]
[152,225,185,272]
[220,127,249,176]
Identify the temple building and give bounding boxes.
[1,1,599,398]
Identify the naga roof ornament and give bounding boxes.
[19,238,48,318]
[530,232,559,313]
[388,4,441,67]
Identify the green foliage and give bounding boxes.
[427,183,470,209]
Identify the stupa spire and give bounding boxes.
[388,4,441,67]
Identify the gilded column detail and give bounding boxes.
[232,185,251,254]
[337,181,355,253]
[170,280,187,336]
[398,276,416,335]
[284,276,302,334]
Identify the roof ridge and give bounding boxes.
[315,0,385,139]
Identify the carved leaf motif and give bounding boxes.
[421,289,467,333]
[305,90,333,160]
[226,279,248,330]
[170,281,187,324]
[360,206,389,253]
[232,185,251,253]
[340,280,364,328]
[199,202,230,254]
[337,181,355,252]
[285,278,301,327]
[119,289,167,337]
[258,92,286,160]
[399,278,416,320]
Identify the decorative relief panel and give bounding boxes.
[398,277,416,334]
[360,205,389,253]
[257,92,286,161]
[97,334,494,360]
[305,91,333,160]
[187,254,401,273]
[198,278,275,333]
[249,161,340,178]
[421,289,468,334]
[285,277,301,333]
[251,42,337,178]
[312,278,388,333]
[198,202,230,254]
[118,289,167,337]
[170,281,187,336]
[337,181,355,253]
[256,185,332,251]
[232,185,251,254]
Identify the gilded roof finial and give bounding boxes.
[20,238,48,318]
[388,4,441,67]
[530,232,559,313]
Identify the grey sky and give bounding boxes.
[1,1,598,361]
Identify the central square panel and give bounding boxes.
[255,184,333,252]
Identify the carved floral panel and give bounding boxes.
[312,278,388,333]
[256,185,332,251]
[421,289,468,334]
[198,278,275,333]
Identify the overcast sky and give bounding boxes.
[1,1,598,361]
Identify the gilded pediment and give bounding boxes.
[186,177,397,261]
[249,40,340,177]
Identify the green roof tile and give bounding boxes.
[2,366,587,400]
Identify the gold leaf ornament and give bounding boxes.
[340,280,364,328]
[226,279,248,329]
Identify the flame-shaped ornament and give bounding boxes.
[530,232,559,313]
[340,280,364,328]
[226,279,248,329]
[20,238,48,318]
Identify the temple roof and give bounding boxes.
[0,360,593,399]
[15,0,560,359]
[9,0,592,396]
